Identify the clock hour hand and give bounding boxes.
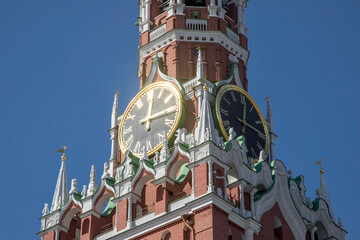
[236,117,260,134]
[139,106,177,125]
[145,90,154,131]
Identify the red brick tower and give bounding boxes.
[38,1,346,240]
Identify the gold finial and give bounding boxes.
[315,158,324,174]
[57,146,68,160]
[265,97,270,103]
[195,46,201,51]
[116,90,121,96]
[199,76,208,90]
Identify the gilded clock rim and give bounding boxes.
[215,84,270,158]
[118,81,183,157]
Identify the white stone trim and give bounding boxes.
[138,28,249,77]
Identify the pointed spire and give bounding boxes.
[50,146,69,212]
[266,97,276,161]
[87,165,98,196]
[195,88,219,145]
[319,169,335,220]
[111,91,120,128]
[196,47,204,80]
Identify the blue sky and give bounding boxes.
[0,1,359,239]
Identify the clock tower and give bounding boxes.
[38,1,346,240]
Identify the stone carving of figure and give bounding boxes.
[160,132,170,162]
[69,179,78,194]
[338,217,344,228]
[218,136,224,148]
[81,185,87,198]
[307,197,313,208]
[204,127,210,140]
[42,203,49,216]
[229,127,236,140]
[315,188,321,198]
[102,162,110,179]
[124,162,133,179]
[287,169,293,179]
[154,151,160,164]
[189,134,196,147]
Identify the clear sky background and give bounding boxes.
[0,0,359,239]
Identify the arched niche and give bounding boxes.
[314,221,329,240]
[161,230,171,240]
[94,190,114,214]
[61,207,81,229]
[273,216,283,240]
[168,157,189,180]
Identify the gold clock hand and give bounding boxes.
[236,117,261,134]
[242,106,247,134]
[145,90,154,131]
[140,106,177,124]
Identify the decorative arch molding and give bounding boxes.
[132,168,155,196]
[60,201,82,229]
[166,151,190,180]
[93,187,115,214]
[255,160,307,240]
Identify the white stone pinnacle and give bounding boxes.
[195,88,219,145]
[87,165,98,196]
[50,155,68,212]
[319,172,335,220]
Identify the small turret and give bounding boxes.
[87,165,98,196]
[265,97,277,161]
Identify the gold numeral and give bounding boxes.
[220,108,228,116]
[165,118,175,128]
[146,140,152,151]
[257,141,263,150]
[158,88,164,98]
[134,141,141,153]
[230,91,237,102]
[258,132,266,140]
[127,114,135,120]
[240,95,246,105]
[222,97,231,106]
[164,94,172,103]
[123,126,132,135]
[135,100,143,109]
[125,134,134,147]
[158,132,165,142]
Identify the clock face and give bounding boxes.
[119,82,183,157]
[215,85,269,159]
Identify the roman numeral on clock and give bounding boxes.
[165,118,175,128]
[134,141,141,153]
[220,108,229,116]
[158,132,165,142]
[240,95,246,105]
[257,141,264,151]
[123,126,132,135]
[223,120,230,130]
[125,134,134,147]
[135,100,143,109]
[146,140,152,151]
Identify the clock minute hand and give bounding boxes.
[139,106,177,124]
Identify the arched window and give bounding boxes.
[161,230,171,240]
[228,227,232,240]
[81,219,89,235]
[273,217,283,240]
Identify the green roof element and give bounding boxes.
[105,177,116,187]
[175,163,190,183]
[73,192,82,202]
[254,160,265,173]
[102,197,116,217]
[144,159,154,169]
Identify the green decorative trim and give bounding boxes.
[73,192,82,202]
[176,163,190,183]
[179,142,190,152]
[105,177,116,187]
[102,197,116,217]
[144,159,154,169]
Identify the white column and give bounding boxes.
[126,196,133,229]
[207,161,214,193]
[55,229,60,240]
[191,168,195,197]
[208,0,218,17]
[217,0,222,8]
[244,228,254,240]
[239,184,245,215]
[250,189,256,219]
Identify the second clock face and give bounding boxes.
[119,82,183,157]
[215,85,269,159]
